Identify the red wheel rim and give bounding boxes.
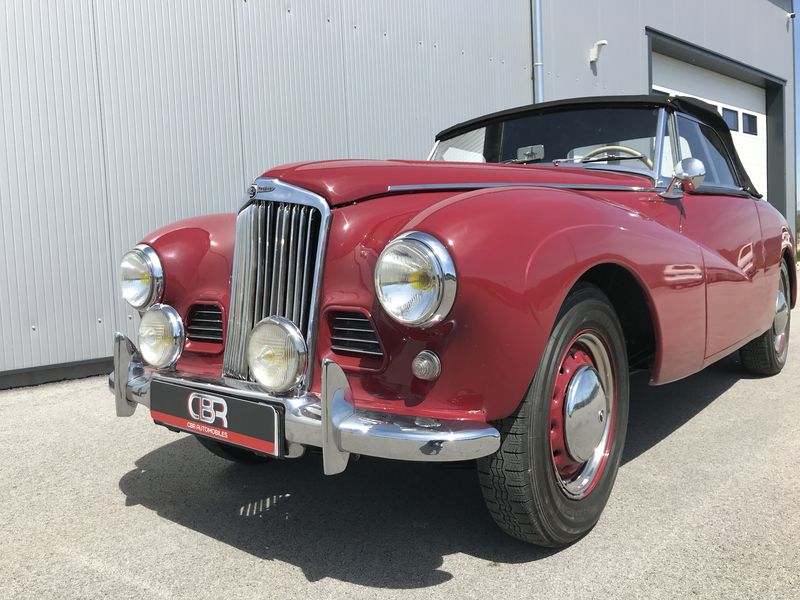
[549,330,616,499]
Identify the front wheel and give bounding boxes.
[478,283,629,547]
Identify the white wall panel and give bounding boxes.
[234,0,533,180]
[92,0,245,341]
[337,1,533,160]
[0,0,115,371]
[0,0,533,373]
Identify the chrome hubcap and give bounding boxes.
[549,331,615,499]
[564,366,607,463]
[774,284,789,355]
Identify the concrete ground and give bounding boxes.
[1,334,799,600]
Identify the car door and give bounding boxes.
[671,113,766,359]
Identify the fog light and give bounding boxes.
[412,350,441,381]
[138,304,184,368]
[247,316,308,393]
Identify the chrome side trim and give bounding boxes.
[110,335,501,472]
[386,182,660,194]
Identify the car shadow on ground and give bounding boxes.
[118,353,744,588]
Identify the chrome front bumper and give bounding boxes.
[109,333,501,475]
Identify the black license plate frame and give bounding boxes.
[149,379,282,457]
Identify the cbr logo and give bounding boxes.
[187,393,228,428]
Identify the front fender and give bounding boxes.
[141,213,237,376]
[326,187,707,422]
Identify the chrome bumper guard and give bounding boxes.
[109,334,500,475]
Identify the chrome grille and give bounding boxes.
[223,180,329,383]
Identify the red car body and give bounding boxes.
[143,158,796,423]
[112,94,796,546]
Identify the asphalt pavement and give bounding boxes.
[1,332,799,600]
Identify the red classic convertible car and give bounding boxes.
[111,95,795,547]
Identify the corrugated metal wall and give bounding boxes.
[0,0,533,373]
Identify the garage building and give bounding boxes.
[0,0,795,386]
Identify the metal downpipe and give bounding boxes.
[532,0,544,103]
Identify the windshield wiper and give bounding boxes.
[501,157,545,165]
[578,154,648,164]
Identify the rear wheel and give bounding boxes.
[740,261,791,376]
[478,283,629,546]
[194,436,271,464]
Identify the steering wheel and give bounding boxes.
[579,145,654,169]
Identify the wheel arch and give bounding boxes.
[572,263,659,374]
[781,248,797,308]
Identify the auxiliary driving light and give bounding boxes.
[138,304,184,368]
[247,316,308,393]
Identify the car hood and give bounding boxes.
[263,159,655,207]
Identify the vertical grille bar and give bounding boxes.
[292,207,308,325]
[284,206,299,322]
[223,182,329,385]
[223,207,256,377]
[299,210,315,333]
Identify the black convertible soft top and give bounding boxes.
[435,95,760,198]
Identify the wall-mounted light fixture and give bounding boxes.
[588,40,608,64]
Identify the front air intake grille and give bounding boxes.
[329,312,384,358]
[223,185,329,384]
[186,304,223,343]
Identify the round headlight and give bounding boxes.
[138,304,184,368]
[119,245,163,309]
[247,316,308,393]
[374,231,457,327]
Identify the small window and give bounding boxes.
[742,113,758,135]
[721,108,739,131]
[676,115,738,188]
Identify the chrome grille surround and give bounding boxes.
[223,178,331,391]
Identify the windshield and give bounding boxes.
[432,106,662,174]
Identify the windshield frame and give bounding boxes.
[430,106,672,184]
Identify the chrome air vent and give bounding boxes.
[329,312,384,359]
[186,304,223,343]
[223,179,331,386]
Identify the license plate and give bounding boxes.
[149,379,281,457]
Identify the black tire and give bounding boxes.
[740,261,791,376]
[478,283,629,547]
[194,436,271,464]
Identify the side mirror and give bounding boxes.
[660,157,706,200]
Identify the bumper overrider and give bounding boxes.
[109,333,501,474]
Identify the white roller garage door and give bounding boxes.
[652,53,767,197]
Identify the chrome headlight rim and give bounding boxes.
[138,304,185,369]
[246,316,309,394]
[120,244,164,310]
[374,231,457,328]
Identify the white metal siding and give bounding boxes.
[0,0,533,372]
[0,0,116,370]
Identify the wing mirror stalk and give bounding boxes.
[659,158,706,200]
